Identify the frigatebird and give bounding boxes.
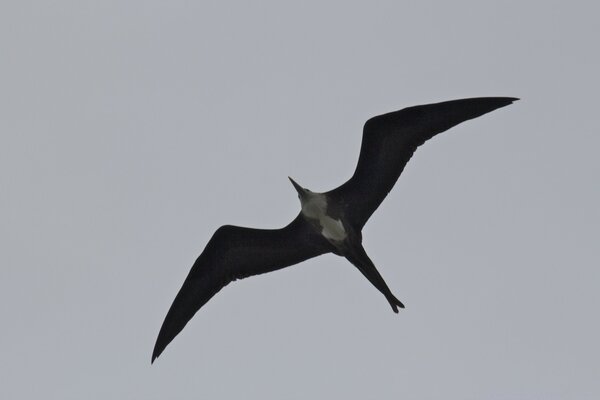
[152,97,517,363]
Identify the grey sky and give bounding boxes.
[1,1,599,399]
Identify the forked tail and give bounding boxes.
[344,243,404,313]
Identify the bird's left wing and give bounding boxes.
[152,213,331,362]
[328,97,517,229]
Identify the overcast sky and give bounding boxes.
[1,1,599,399]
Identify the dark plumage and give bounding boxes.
[152,97,517,363]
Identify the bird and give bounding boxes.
[151,96,517,363]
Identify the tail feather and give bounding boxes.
[344,244,404,312]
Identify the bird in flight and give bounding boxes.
[152,97,517,363]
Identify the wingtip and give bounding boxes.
[494,96,519,105]
[151,346,162,365]
[478,96,519,112]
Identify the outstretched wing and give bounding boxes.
[152,214,331,362]
[328,97,518,228]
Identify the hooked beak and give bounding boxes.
[288,177,306,197]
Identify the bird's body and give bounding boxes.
[152,97,518,363]
[298,189,347,243]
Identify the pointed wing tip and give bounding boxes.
[469,96,519,106]
[468,96,519,115]
[151,339,166,364]
[483,96,519,106]
[497,97,520,107]
[151,350,160,365]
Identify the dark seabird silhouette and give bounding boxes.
[152,97,517,363]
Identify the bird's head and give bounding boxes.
[288,177,310,203]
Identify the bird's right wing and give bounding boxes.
[152,214,331,362]
[328,97,518,228]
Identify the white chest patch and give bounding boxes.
[300,192,348,242]
[319,215,347,241]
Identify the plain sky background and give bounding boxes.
[1,1,599,399]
